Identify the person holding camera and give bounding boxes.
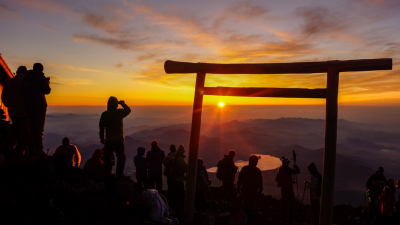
[23,63,51,157]
[99,96,131,178]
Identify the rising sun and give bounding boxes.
[218,102,224,107]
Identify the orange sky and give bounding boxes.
[1,0,399,106]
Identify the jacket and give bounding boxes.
[237,165,263,194]
[53,144,81,167]
[275,164,300,191]
[1,74,26,116]
[217,154,237,182]
[99,97,131,143]
[23,70,51,112]
[134,154,148,178]
[163,145,188,182]
[83,149,104,173]
[146,146,165,176]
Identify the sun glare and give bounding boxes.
[218,102,224,107]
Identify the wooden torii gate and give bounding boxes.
[164,58,392,225]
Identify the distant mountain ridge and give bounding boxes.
[43,116,400,206]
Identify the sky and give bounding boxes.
[0,0,399,106]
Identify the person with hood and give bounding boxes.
[366,167,387,192]
[99,96,131,178]
[23,63,51,156]
[83,149,104,173]
[168,144,176,156]
[146,140,165,192]
[195,158,210,213]
[53,137,81,167]
[275,156,300,222]
[304,163,322,225]
[217,150,238,207]
[237,155,263,225]
[134,147,147,192]
[1,66,29,158]
[163,144,187,213]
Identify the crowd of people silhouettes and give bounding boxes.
[1,63,400,225]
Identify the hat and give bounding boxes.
[377,167,384,172]
[281,156,290,164]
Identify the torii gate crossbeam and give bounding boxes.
[164,58,392,225]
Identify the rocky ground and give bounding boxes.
[0,157,369,225]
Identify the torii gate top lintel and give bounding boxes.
[164,58,393,225]
[165,58,392,74]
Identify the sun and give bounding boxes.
[218,102,224,107]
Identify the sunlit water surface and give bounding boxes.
[207,154,281,172]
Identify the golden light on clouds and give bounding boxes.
[0,0,399,106]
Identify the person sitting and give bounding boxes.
[53,137,81,170]
[83,149,104,180]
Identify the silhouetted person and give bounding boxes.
[366,167,387,193]
[134,147,147,192]
[23,63,51,156]
[83,149,104,173]
[379,186,395,225]
[237,155,263,225]
[1,66,29,158]
[53,137,81,167]
[195,158,211,213]
[304,163,322,225]
[99,96,131,178]
[395,180,400,210]
[163,145,187,213]
[83,149,104,180]
[146,140,165,192]
[275,156,300,222]
[168,144,176,156]
[217,149,238,207]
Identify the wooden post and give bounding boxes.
[320,70,339,225]
[185,72,206,223]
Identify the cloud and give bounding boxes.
[47,75,92,86]
[295,6,348,37]
[226,0,270,20]
[0,3,17,12]
[115,63,123,68]
[73,34,147,50]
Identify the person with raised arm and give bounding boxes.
[99,96,131,178]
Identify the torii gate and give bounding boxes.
[164,58,392,225]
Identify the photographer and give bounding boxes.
[99,96,131,178]
[23,63,51,157]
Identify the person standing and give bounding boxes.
[163,145,187,213]
[99,96,131,178]
[395,180,400,210]
[217,150,238,208]
[304,163,322,225]
[237,155,263,225]
[275,156,300,222]
[1,66,29,157]
[23,63,51,157]
[168,144,176,156]
[146,140,165,192]
[195,158,210,213]
[134,147,148,192]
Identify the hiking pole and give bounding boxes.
[292,150,299,197]
[302,182,307,204]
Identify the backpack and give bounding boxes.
[163,155,177,178]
